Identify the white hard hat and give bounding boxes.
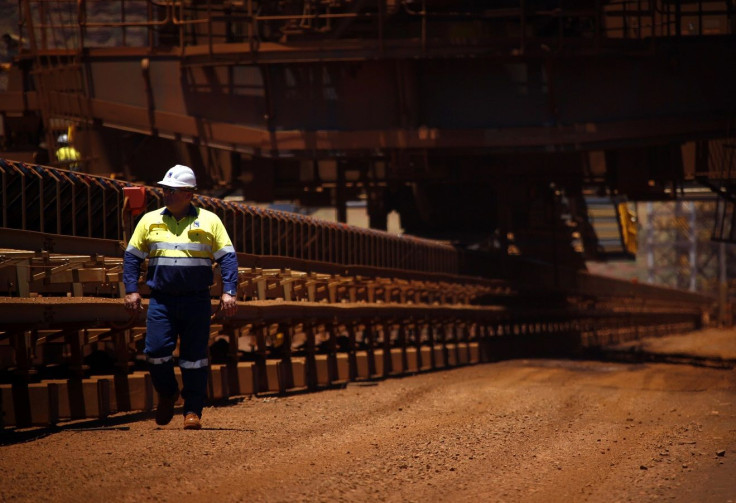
[158,164,197,189]
[57,134,69,145]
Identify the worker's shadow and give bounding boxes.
[1,408,254,445]
[198,427,253,432]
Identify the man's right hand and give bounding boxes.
[124,292,142,315]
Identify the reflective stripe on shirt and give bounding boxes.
[126,245,148,259]
[148,257,212,267]
[150,242,212,253]
[213,245,236,259]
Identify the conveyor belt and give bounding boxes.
[0,159,717,429]
[0,294,704,428]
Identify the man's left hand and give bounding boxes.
[220,292,237,318]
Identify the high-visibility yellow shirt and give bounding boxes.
[56,146,80,171]
[123,204,238,295]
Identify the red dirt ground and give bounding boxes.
[1,328,735,502]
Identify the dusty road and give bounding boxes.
[1,331,735,503]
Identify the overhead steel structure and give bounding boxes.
[0,1,735,260]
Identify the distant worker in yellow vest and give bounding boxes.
[55,133,81,171]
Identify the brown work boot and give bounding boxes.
[183,412,202,430]
[155,390,179,426]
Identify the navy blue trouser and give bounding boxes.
[145,290,211,417]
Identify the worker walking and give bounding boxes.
[123,164,238,430]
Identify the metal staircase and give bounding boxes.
[583,195,637,260]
